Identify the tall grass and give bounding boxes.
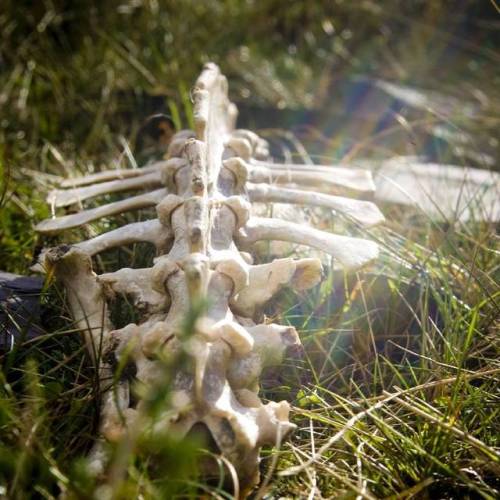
[1,1,499,498]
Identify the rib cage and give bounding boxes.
[35,63,384,493]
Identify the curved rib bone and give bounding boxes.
[237,217,379,270]
[247,183,385,227]
[49,171,162,208]
[60,161,165,188]
[249,164,375,195]
[75,219,169,256]
[36,188,166,234]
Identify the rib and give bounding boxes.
[237,217,378,270]
[75,219,168,256]
[36,189,166,234]
[247,183,384,226]
[249,165,375,195]
[48,171,163,208]
[60,162,165,188]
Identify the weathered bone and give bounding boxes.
[49,171,162,207]
[247,183,384,226]
[248,163,375,195]
[231,258,321,319]
[223,156,376,197]
[36,189,166,234]
[98,266,169,314]
[59,161,165,188]
[75,219,169,256]
[237,217,379,270]
[44,246,111,357]
[35,63,383,495]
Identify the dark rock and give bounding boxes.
[0,271,44,353]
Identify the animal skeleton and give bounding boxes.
[35,63,384,493]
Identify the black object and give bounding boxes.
[0,271,44,353]
[136,113,176,159]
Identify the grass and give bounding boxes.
[267,242,499,498]
[1,1,499,498]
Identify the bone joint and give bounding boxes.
[35,63,384,494]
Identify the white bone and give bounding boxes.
[237,217,379,270]
[44,246,111,356]
[167,130,196,158]
[98,267,169,314]
[247,183,385,226]
[60,162,164,188]
[49,171,162,207]
[231,258,321,318]
[75,219,168,256]
[249,164,375,195]
[36,189,166,234]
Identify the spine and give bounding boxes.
[35,63,383,493]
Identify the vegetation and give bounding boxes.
[1,1,499,498]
